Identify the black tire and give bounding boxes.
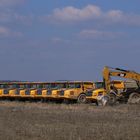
[95,100,99,106]
[108,93,117,106]
[128,92,140,104]
[77,94,87,104]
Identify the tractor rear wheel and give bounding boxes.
[128,92,140,104]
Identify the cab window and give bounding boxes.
[24,84,31,88]
[0,84,8,88]
[36,84,43,88]
[75,84,81,88]
[95,82,104,89]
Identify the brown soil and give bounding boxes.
[0,101,140,140]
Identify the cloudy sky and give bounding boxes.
[0,0,140,81]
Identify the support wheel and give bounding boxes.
[77,94,87,104]
[128,92,140,104]
[108,93,117,106]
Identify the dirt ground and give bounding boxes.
[0,101,140,140]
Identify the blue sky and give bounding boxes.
[0,0,140,81]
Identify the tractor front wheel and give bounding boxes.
[77,94,87,104]
[108,93,117,106]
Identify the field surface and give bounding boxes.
[0,101,140,140]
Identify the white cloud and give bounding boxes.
[0,26,23,37]
[0,0,31,25]
[14,13,34,25]
[0,10,33,25]
[50,37,70,44]
[79,29,124,40]
[46,5,101,22]
[0,11,11,22]
[51,37,64,43]
[106,10,124,22]
[0,0,25,7]
[0,27,9,36]
[44,4,140,26]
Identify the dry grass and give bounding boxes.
[0,101,140,140]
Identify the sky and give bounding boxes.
[0,0,140,81]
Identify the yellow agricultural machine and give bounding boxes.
[0,66,140,105]
[56,81,94,103]
[102,66,140,105]
[85,81,125,105]
[0,81,94,103]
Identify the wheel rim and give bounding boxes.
[128,93,140,104]
[131,94,140,103]
[78,95,86,103]
[133,95,139,99]
[109,94,116,105]
[110,97,115,103]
